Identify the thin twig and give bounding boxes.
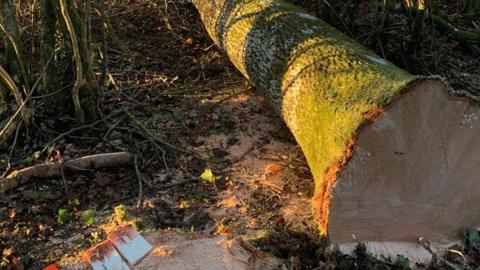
[97,1,108,87]
[419,237,462,270]
[60,160,69,194]
[122,107,220,164]
[0,102,27,144]
[0,64,29,124]
[0,20,30,93]
[59,0,85,123]
[321,0,351,34]
[102,117,123,141]
[28,0,36,83]
[31,83,72,100]
[134,155,143,208]
[122,107,190,154]
[123,110,173,171]
[0,54,54,144]
[2,122,22,177]
[93,5,130,53]
[41,112,119,153]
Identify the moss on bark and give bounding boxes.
[192,0,419,234]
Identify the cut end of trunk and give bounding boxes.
[317,79,480,255]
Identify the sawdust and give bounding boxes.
[202,92,315,236]
[194,93,279,161]
[137,231,284,270]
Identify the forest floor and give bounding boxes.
[1,0,480,269]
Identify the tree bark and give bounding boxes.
[1,0,102,146]
[192,0,480,260]
[0,152,134,194]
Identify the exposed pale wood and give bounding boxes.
[337,242,436,264]
[137,231,283,270]
[328,80,480,249]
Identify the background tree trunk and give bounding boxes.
[465,0,480,19]
[0,0,101,146]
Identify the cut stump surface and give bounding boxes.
[328,80,480,245]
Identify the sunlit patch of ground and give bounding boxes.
[55,81,316,269]
[197,91,315,235]
[137,230,283,270]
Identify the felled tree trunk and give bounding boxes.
[192,0,480,259]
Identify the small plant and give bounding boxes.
[179,200,190,209]
[83,210,95,227]
[57,208,71,225]
[90,231,101,244]
[200,167,215,184]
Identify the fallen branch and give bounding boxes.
[390,3,480,44]
[430,12,480,44]
[0,152,134,194]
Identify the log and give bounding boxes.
[192,0,480,259]
[0,152,134,194]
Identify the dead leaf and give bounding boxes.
[274,216,285,225]
[5,256,24,270]
[8,210,16,221]
[266,164,284,174]
[3,247,13,256]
